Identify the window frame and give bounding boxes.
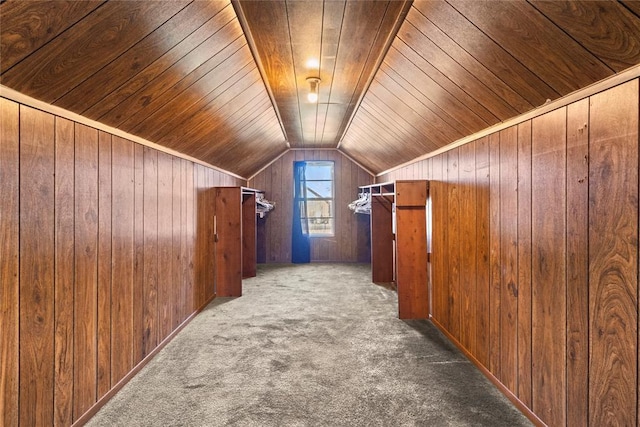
[299,160,335,237]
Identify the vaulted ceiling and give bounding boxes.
[2,0,640,177]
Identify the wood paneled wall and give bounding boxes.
[249,150,372,263]
[378,79,639,427]
[0,96,243,427]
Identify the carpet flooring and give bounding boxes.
[86,263,532,427]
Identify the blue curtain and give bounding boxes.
[292,161,310,263]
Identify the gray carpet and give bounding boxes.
[87,263,532,427]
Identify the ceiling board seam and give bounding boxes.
[525,0,615,74]
[394,37,499,124]
[231,0,288,145]
[48,1,195,106]
[81,3,237,117]
[112,33,246,130]
[376,63,640,177]
[0,0,109,75]
[336,0,413,149]
[410,3,539,110]
[442,0,560,99]
[621,2,640,20]
[0,84,246,181]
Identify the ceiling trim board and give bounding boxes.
[376,63,640,177]
[0,84,246,181]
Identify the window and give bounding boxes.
[297,161,334,236]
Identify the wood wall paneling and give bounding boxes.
[110,136,135,385]
[215,187,242,297]
[566,97,589,426]
[458,142,477,355]
[133,143,144,364]
[143,147,159,357]
[0,98,19,427]
[588,79,638,426]
[19,105,56,426]
[158,152,174,342]
[488,132,501,378]
[499,126,518,392]
[446,149,461,338]
[516,120,533,409]
[172,158,183,328]
[73,123,99,421]
[97,130,112,399]
[474,137,490,369]
[531,107,567,427]
[242,193,257,278]
[54,116,75,427]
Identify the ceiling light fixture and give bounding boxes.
[307,77,320,103]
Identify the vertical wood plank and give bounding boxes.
[73,123,98,420]
[215,187,242,296]
[516,121,533,408]
[157,152,173,341]
[172,157,182,329]
[110,136,134,385]
[459,142,477,354]
[270,158,284,261]
[180,160,189,322]
[499,126,518,392]
[475,137,490,368]
[97,131,112,399]
[242,193,257,278]
[566,97,589,427]
[488,132,501,378]
[588,79,638,427]
[1,98,19,427]
[447,149,461,339]
[431,154,449,328]
[133,143,144,364]
[532,107,567,426]
[54,116,75,427]
[19,105,55,427]
[281,151,294,262]
[186,161,195,312]
[143,147,158,357]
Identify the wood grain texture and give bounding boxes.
[143,147,159,357]
[53,116,75,427]
[110,136,135,385]
[474,137,490,369]
[0,98,19,427]
[1,1,190,102]
[97,131,112,399]
[458,141,476,354]
[371,196,394,283]
[488,132,501,378]
[529,0,640,72]
[588,79,638,427]
[499,126,518,392]
[0,0,105,72]
[516,120,533,409]
[19,105,55,427]
[73,123,99,420]
[242,193,257,278]
[158,152,173,342]
[430,156,449,328]
[531,107,567,427]
[172,157,183,329]
[566,97,589,427]
[215,187,242,297]
[133,143,145,364]
[446,150,461,337]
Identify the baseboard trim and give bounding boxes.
[72,294,217,427]
[430,318,546,427]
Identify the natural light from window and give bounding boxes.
[301,161,334,236]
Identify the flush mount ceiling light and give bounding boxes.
[306,77,320,103]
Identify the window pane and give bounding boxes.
[305,200,332,219]
[308,218,334,235]
[305,162,333,180]
[305,180,332,198]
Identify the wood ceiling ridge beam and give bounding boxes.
[0,84,246,181]
[336,0,413,150]
[232,0,289,146]
[376,63,640,178]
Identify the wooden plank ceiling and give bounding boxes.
[2,1,640,176]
